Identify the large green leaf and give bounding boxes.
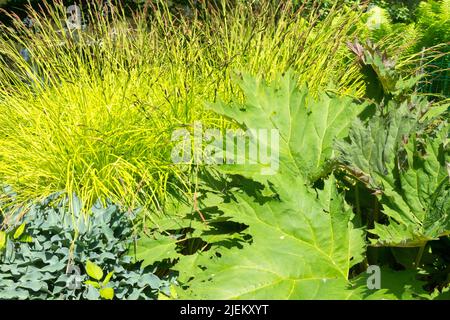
[134,236,179,268]
[136,72,368,299]
[137,72,443,299]
[182,177,365,299]
[208,71,366,191]
[351,267,429,300]
[336,97,449,246]
[373,125,449,246]
[335,99,419,190]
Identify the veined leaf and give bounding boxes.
[351,267,429,300]
[85,260,103,281]
[335,99,419,191]
[171,72,367,299]
[336,96,450,246]
[182,177,365,299]
[133,236,179,268]
[208,71,366,190]
[373,125,449,246]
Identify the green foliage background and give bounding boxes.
[0,0,448,300]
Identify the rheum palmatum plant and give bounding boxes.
[133,44,449,300]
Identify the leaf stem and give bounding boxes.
[355,183,361,222]
[415,243,426,269]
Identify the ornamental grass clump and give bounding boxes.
[0,0,366,215]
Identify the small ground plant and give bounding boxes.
[0,191,173,299]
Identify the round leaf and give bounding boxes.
[85,260,103,281]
